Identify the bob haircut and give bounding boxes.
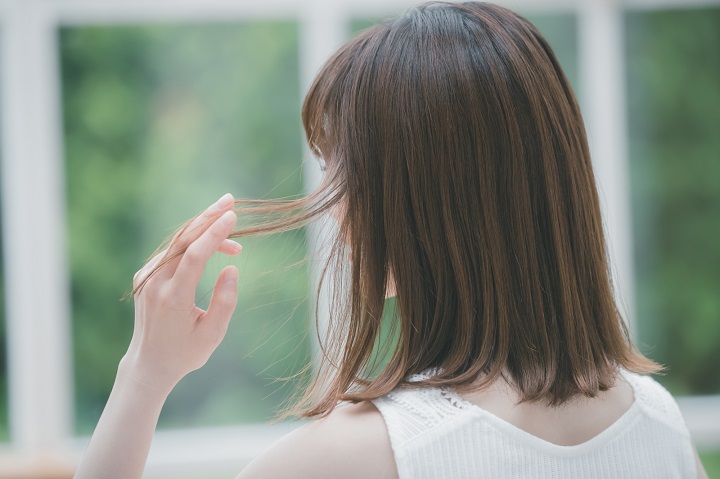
[135,1,664,419]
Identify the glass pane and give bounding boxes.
[626,7,720,397]
[60,22,309,435]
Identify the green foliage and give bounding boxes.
[626,8,720,396]
[60,22,311,434]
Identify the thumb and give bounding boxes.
[203,265,239,340]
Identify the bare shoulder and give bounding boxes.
[236,401,398,479]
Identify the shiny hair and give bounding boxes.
[135,1,664,419]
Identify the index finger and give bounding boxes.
[170,209,238,300]
[156,193,235,281]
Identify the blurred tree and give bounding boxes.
[626,7,720,397]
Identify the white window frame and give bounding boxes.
[0,0,717,475]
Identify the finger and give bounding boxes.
[198,266,239,344]
[134,238,239,294]
[218,239,243,256]
[171,210,237,300]
[155,193,235,281]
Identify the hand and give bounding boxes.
[121,193,242,394]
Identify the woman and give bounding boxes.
[75,2,709,478]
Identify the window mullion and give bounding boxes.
[579,0,637,340]
[0,0,73,451]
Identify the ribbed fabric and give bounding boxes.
[371,368,697,478]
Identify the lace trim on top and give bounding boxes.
[404,367,689,438]
[431,368,694,454]
[399,367,664,452]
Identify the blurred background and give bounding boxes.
[0,0,717,478]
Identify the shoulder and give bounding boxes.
[236,401,398,479]
[622,370,691,436]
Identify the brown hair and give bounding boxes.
[134,1,664,419]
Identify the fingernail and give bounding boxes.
[210,193,233,212]
[219,210,236,226]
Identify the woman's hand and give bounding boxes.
[121,193,242,395]
[75,193,242,479]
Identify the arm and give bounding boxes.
[73,359,171,478]
[75,193,241,479]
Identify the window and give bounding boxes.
[60,21,311,434]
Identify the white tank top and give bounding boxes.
[371,368,697,478]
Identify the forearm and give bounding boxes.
[74,360,172,479]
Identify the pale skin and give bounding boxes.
[75,193,708,479]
